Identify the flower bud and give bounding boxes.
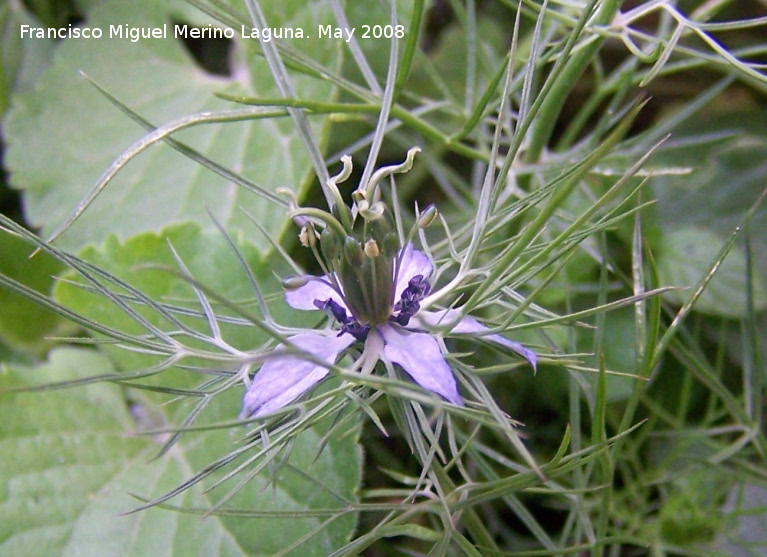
[281,275,309,290]
[417,204,439,228]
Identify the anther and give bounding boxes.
[299,225,316,248]
[364,239,380,258]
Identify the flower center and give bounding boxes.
[288,149,432,330]
[315,271,431,341]
[317,208,401,326]
[337,236,395,325]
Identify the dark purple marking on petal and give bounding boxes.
[391,274,431,326]
[315,298,370,341]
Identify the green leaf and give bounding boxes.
[0,347,362,556]
[4,0,339,253]
[0,0,55,116]
[0,228,69,351]
[0,348,148,555]
[53,222,299,381]
[577,306,637,401]
[655,225,766,318]
[650,111,767,317]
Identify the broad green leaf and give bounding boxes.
[53,222,301,387]
[655,225,766,318]
[650,111,767,317]
[0,228,69,351]
[0,0,55,116]
[9,0,80,29]
[0,348,149,555]
[577,306,637,402]
[5,0,339,253]
[0,347,362,556]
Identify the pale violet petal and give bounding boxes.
[394,243,433,301]
[379,324,463,405]
[240,332,355,418]
[284,276,346,311]
[417,309,538,372]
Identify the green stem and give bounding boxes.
[430,460,499,552]
[526,0,622,161]
[393,0,425,99]
[290,207,348,238]
[216,94,486,161]
[464,101,643,311]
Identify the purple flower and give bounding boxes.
[240,244,536,419]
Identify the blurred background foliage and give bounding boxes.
[1,0,766,555]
